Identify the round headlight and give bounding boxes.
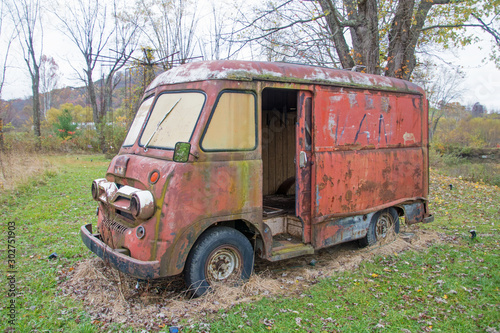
[129,191,155,220]
[91,181,99,200]
[130,195,139,217]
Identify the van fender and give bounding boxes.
[163,213,267,276]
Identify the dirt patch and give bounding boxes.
[59,225,442,331]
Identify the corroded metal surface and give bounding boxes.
[147,60,425,95]
[312,87,428,220]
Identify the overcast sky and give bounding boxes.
[2,4,499,111]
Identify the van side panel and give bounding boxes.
[312,86,426,221]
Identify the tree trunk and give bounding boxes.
[318,0,355,69]
[349,0,380,74]
[85,67,105,152]
[30,60,41,149]
[384,0,415,79]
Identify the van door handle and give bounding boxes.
[299,151,308,168]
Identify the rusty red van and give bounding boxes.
[81,60,433,296]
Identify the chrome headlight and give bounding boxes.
[91,178,107,200]
[130,191,155,220]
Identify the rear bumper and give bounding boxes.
[80,224,161,279]
[423,214,434,223]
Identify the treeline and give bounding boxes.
[432,102,500,151]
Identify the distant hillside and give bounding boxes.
[0,72,131,128]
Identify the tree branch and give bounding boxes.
[420,23,485,32]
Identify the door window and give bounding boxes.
[201,91,257,151]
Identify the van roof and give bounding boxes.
[147,60,424,95]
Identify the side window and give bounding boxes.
[201,91,257,151]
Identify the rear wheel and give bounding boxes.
[184,227,254,297]
[359,208,399,247]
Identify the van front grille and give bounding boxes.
[103,218,129,234]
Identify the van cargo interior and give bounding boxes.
[261,88,309,251]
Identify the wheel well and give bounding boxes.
[393,206,405,220]
[207,219,259,245]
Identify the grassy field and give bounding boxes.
[0,155,109,332]
[1,154,499,332]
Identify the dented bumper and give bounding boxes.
[80,224,161,279]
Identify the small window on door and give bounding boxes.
[201,91,257,151]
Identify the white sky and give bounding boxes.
[2,4,500,111]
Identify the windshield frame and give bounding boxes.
[127,90,207,151]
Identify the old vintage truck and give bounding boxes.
[81,60,434,296]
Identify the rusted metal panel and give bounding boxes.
[312,86,426,221]
[312,213,375,249]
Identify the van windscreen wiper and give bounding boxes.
[143,98,181,151]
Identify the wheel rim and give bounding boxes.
[205,245,242,284]
[375,212,394,239]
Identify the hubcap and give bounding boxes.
[205,245,242,283]
[375,212,394,239]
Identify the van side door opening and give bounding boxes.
[261,88,315,260]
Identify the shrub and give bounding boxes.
[53,109,78,139]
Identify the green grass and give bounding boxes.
[1,154,499,332]
[429,148,500,186]
[0,155,109,333]
[192,242,499,332]
[186,170,500,332]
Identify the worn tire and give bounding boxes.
[359,208,400,247]
[184,227,254,298]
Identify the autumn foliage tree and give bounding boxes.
[237,0,499,79]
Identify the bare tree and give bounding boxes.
[472,14,500,68]
[134,0,199,70]
[53,0,140,152]
[39,55,59,118]
[0,1,15,100]
[8,0,43,145]
[412,61,465,140]
[197,0,242,61]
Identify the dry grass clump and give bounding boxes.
[59,226,441,331]
[0,150,53,190]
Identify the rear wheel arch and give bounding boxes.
[359,207,399,247]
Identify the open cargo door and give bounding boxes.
[296,91,313,243]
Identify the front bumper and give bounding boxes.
[80,224,161,279]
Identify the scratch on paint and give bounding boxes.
[354,114,370,144]
[378,114,388,144]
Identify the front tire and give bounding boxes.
[359,208,399,247]
[184,227,254,297]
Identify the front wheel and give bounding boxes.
[359,208,400,247]
[184,227,254,297]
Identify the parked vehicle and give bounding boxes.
[81,60,434,297]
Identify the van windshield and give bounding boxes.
[122,91,205,149]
